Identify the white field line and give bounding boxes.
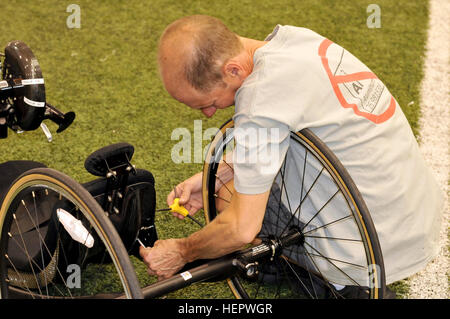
[406,0,449,299]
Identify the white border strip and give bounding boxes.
[407,0,449,299]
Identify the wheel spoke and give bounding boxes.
[213,193,231,203]
[281,240,319,298]
[304,235,362,243]
[215,174,233,196]
[32,191,49,297]
[280,167,325,236]
[280,257,315,298]
[303,248,343,299]
[10,215,43,296]
[298,150,308,222]
[304,241,362,286]
[4,254,35,298]
[222,158,234,172]
[301,189,340,231]
[7,235,69,297]
[19,198,72,295]
[275,160,289,233]
[302,215,353,235]
[306,252,366,270]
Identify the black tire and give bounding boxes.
[0,167,143,299]
[3,40,46,131]
[202,119,386,299]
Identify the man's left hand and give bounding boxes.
[139,238,187,280]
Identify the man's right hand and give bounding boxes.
[167,172,204,219]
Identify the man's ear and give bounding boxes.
[223,61,241,79]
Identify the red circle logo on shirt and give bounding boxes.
[318,39,396,124]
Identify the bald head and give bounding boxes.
[158,15,244,96]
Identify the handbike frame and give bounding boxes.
[127,227,303,299]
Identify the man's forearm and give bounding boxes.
[178,189,270,264]
[178,207,246,262]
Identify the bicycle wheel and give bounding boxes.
[0,167,143,299]
[202,119,386,299]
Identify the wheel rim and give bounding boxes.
[203,120,384,299]
[0,172,138,299]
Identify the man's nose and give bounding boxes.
[201,106,217,118]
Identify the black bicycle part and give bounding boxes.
[44,103,75,133]
[3,41,45,131]
[84,142,135,177]
[84,143,136,215]
[0,40,75,138]
[83,143,158,252]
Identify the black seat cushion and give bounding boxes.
[84,142,134,177]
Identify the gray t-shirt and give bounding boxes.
[232,25,444,284]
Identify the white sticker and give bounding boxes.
[21,78,44,85]
[23,96,45,107]
[180,271,192,281]
[0,80,8,88]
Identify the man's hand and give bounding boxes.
[168,173,203,219]
[139,239,187,281]
[168,160,234,220]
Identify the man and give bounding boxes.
[140,15,444,292]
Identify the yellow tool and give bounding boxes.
[169,198,190,217]
[156,191,203,227]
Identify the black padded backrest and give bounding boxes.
[0,160,47,202]
[84,142,134,177]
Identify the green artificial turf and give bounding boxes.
[0,0,429,298]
